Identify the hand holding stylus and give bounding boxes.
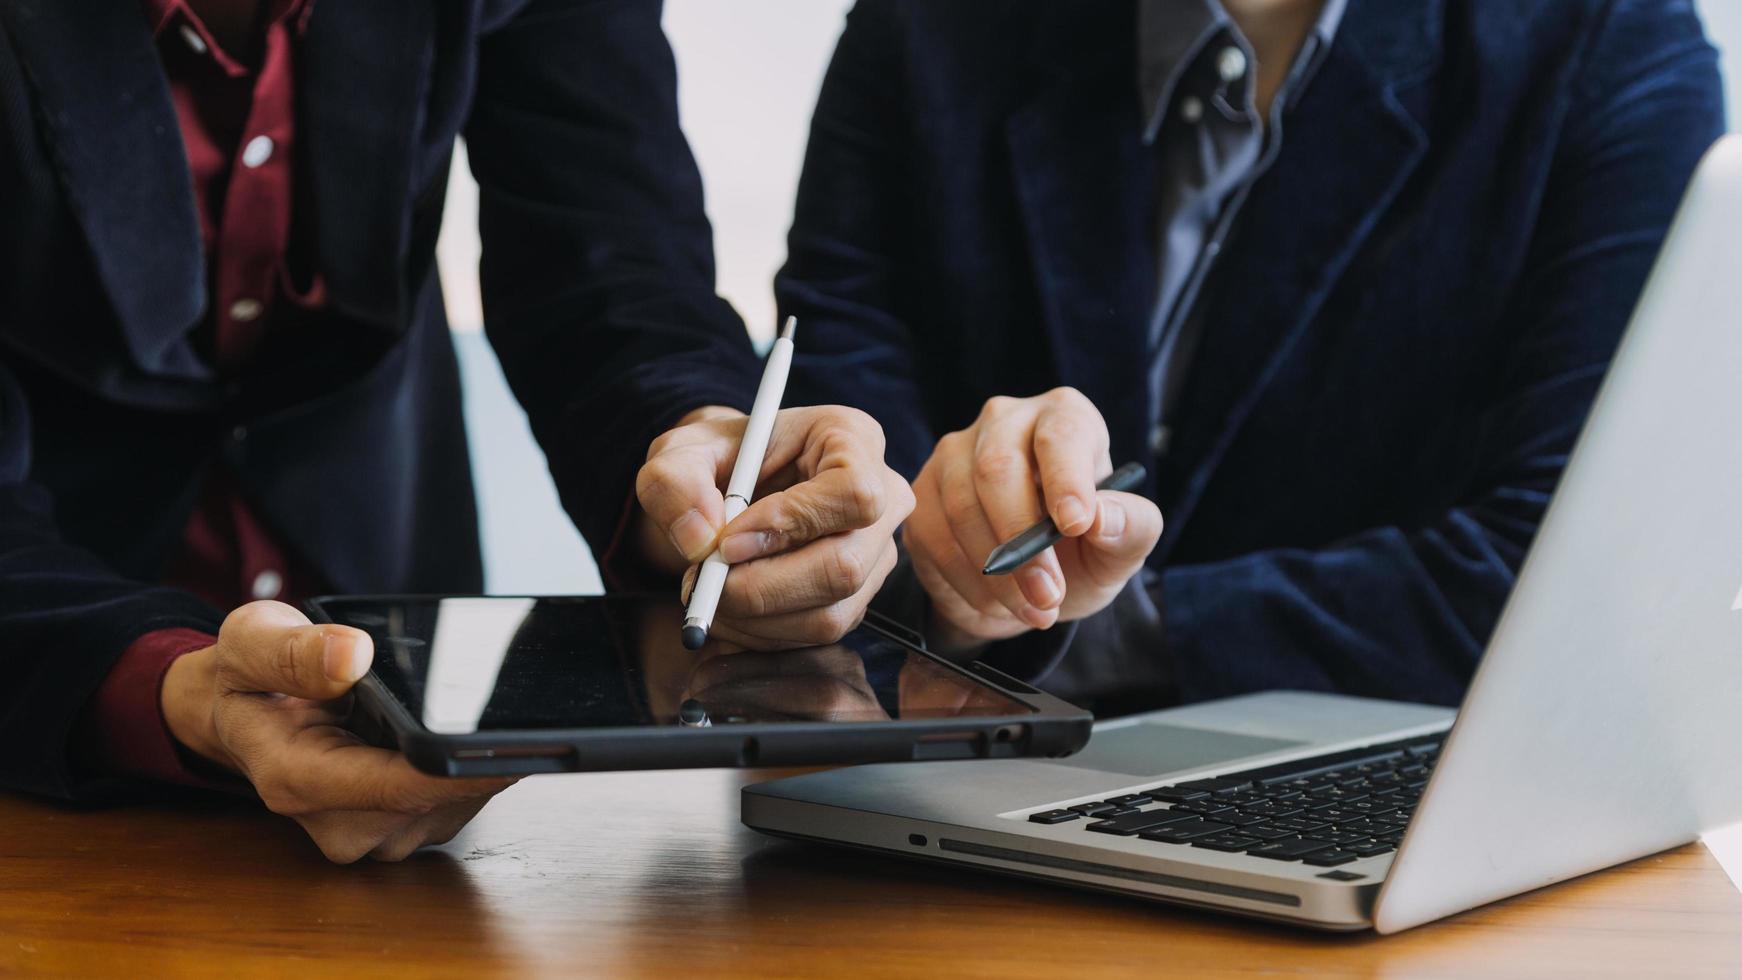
[633,321,914,650]
[904,388,1164,652]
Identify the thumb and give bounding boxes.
[1082,492,1164,567]
[214,600,374,700]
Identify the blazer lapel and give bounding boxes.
[2,0,209,379]
[300,0,435,328]
[1156,4,1443,555]
[1005,69,1160,469]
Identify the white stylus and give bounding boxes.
[681,316,798,650]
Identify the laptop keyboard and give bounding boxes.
[1027,733,1444,868]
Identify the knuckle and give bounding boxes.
[971,449,1025,488]
[823,544,871,600]
[843,473,884,523]
[890,477,917,521]
[1045,385,1091,411]
[939,479,981,527]
[980,395,1017,420]
[813,602,863,642]
[273,636,307,692]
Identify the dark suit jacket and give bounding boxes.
[777,0,1726,708]
[0,0,761,798]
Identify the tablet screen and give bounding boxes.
[311,596,1034,734]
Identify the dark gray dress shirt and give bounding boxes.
[1140,0,1345,457]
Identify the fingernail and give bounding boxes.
[720,531,777,564]
[322,634,369,684]
[1019,565,1061,608]
[669,509,717,561]
[1096,498,1127,540]
[1054,496,1089,534]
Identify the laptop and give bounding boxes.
[742,136,1742,933]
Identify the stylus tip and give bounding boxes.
[681,624,708,651]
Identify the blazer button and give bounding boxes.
[1148,423,1171,457]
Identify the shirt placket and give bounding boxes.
[209,13,298,374]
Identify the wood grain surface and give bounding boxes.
[3,768,1739,978]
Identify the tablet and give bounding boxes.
[306,594,1091,776]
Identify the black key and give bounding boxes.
[1098,806,1140,817]
[1257,787,1305,801]
[1222,791,1268,807]
[1145,786,1210,803]
[1106,793,1153,807]
[1175,776,1254,795]
[1398,764,1428,779]
[1068,802,1119,817]
[1139,819,1234,843]
[1342,800,1397,817]
[1191,834,1262,852]
[1368,786,1403,798]
[1335,819,1385,836]
[1270,816,1332,834]
[1029,809,1081,824]
[1248,837,1335,861]
[1347,842,1396,857]
[1308,787,1367,804]
[1307,830,1370,846]
[1084,809,1196,836]
[1303,850,1359,867]
[1378,831,1405,844]
[1171,800,1236,818]
[1242,824,1299,841]
[1405,742,1442,759]
[1239,801,1303,819]
[1219,811,1268,827]
[1310,807,1366,824]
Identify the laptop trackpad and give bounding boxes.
[1040,722,1304,779]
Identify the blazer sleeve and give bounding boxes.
[0,359,221,799]
[463,0,766,564]
[1112,0,1727,707]
[773,0,938,481]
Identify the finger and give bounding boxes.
[752,406,887,489]
[905,527,1028,646]
[967,400,1046,541]
[1075,491,1165,584]
[714,528,889,619]
[708,543,899,648]
[936,445,1056,629]
[718,458,888,565]
[244,721,514,818]
[964,409,1066,612]
[368,798,494,862]
[637,441,732,565]
[214,601,373,701]
[1032,390,1111,537]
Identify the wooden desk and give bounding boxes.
[3,769,1739,978]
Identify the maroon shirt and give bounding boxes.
[87,0,325,785]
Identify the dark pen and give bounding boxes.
[981,462,1148,576]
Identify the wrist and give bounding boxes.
[160,645,229,770]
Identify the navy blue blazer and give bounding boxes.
[777,0,1726,707]
[0,0,761,798]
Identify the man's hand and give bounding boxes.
[160,601,516,863]
[906,388,1163,651]
[634,405,914,648]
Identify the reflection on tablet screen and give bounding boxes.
[319,596,1034,734]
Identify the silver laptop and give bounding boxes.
[743,136,1742,933]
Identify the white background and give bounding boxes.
[441,0,1742,595]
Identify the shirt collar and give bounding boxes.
[1138,0,1347,143]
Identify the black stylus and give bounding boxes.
[981,462,1147,575]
